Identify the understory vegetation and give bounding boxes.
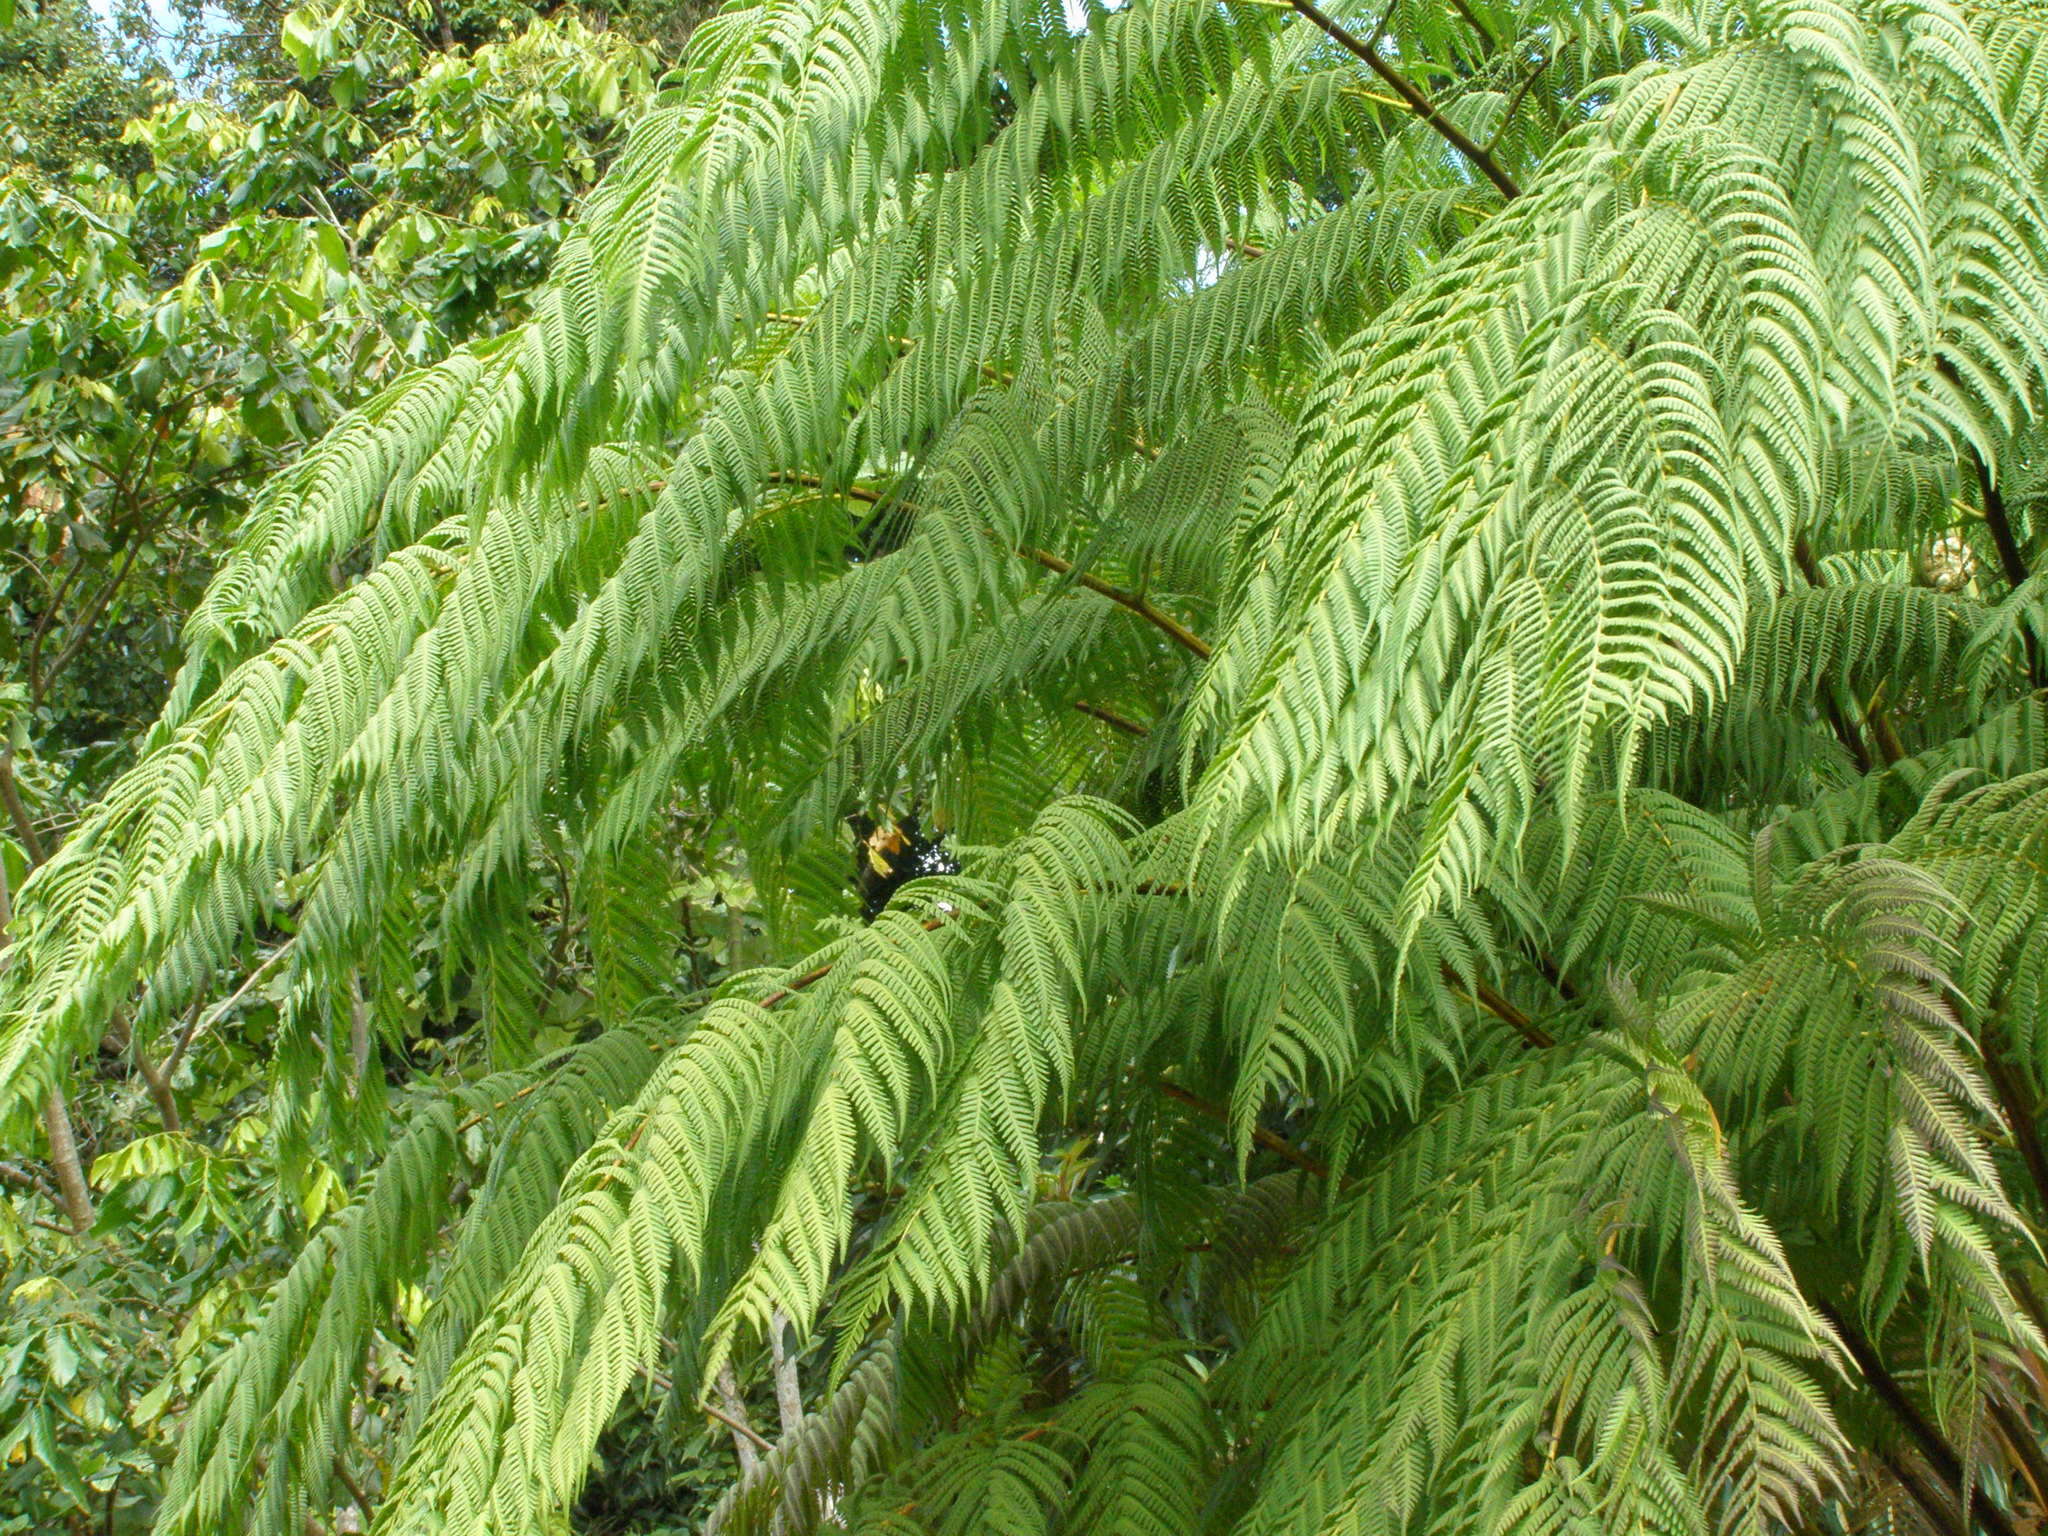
[10,0,2048,1530]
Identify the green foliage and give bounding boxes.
[15,0,2048,1530]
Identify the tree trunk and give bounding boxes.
[770,1308,803,1437]
[715,1361,761,1476]
[42,1087,94,1235]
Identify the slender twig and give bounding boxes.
[1486,52,1550,153]
[38,535,148,701]
[23,551,89,706]
[1157,1080,1331,1178]
[1019,547,1211,659]
[164,944,293,1082]
[703,1394,777,1452]
[0,1159,58,1204]
[767,470,883,505]
[1073,700,1150,737]
[1458,974,1554,1049]
[1443,0,1495,52]
[759,471,1212,664]
[1281,0,1522,199]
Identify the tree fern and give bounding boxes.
[15,0,2048,1530]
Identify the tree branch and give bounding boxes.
[1282,0,1522,199]
[769,1308,803,1438]
[1458,974,1555,1048]
[1019,546,1211,659]
[42,1087,94,1235]
[703,1393,776,1453]
[134,1048,182,1136]
[0,1159,59,1205]
[714,1361,764,1472]
[1073,700,1151,737]
[0,746,48,865]
[37,535,148,703]
[331,1456,373,1519]
[163,944,293,1083]
[1157,1079,1331,1178]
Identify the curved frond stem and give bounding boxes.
[1793,538,1879,774]
[1992,1397,2048,1512]
[1818,1299,2022,1536]
[1977,456,2048,690]
[1978,1017,2048,1226]
[1978,454,2032,592]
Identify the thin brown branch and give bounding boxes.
[767,470,883,505]
[1487,51,1550,151]
[1458,973,1555,1049]
[1282,0,1522,199]
[1157,1080,1331,1178]
[1019,547,1211,659]
[1443,0,1495,52]
[759,475,1211,669]
[715,1361,763,1474]
[703,1394,777,1453]
[165,945,292,1082]
[1073,700,1150,737]
[24,550,89,706]
[135,1051,182,1136]
[0,1159,59,1204]
[38,536,148,703]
